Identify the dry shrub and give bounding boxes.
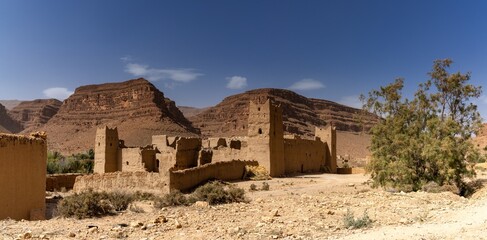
[155,181,247,208]
[57,189,134,219]
[154,190,189,208]
[244,165,271,180]
[343,209,372,229]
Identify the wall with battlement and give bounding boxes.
[0,134,46,220]
[169,160,259,191]
[73,172,169,194]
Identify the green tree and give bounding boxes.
[363,59,484,194]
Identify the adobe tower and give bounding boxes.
[247,99,285,177]
[94,126,119,173]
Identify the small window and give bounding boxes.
[258,107,260,111]
[126,161,129,165]
[110,143,112,146]
[258,128,262,134]
[98,142,100,146]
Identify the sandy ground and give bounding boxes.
[1,171,487,240]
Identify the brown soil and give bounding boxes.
[2,171,487,240]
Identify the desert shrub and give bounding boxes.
[249,183,257,191]
[343,209,372,229]
[155,181,247,208]
[154,190,189,208]
[106,191,133,211]
[133,191,156,201]
[57,190,134,219]
[421,181,458,194]
[261,182,270,191]
[363,59,484,194]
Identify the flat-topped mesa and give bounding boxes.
[37,78,199,154]
[9,99,62,131]
[189,88,378,138]
[0,103,22,133]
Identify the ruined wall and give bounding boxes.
[315,126,337,173]
[119,148,146,172]
[247,100,285,177]
[209,137,249,163]
[169,160,259,192]
[94,127,119,173]
[46,173,83,191]
[174,138,201,169]
[284,138,326,174]
[152,135,177,177]
[73,172,169,194]
[0,134,46,220]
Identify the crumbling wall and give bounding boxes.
[0,134,46,220]
[46,173,84,191]
[119,148,146,172]
[315,126,337,173]
[169,160,259,191]
[73,172,169,194]
[174,138,201,169]
[284,138,326,174]
[208,137,249,163]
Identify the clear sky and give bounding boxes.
[1,0,486,118]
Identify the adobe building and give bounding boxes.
[94,99,337,176]
[94,127,159,173]
[85,99,338,191]
[0,133,46,220]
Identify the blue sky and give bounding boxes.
[0,0,486,118]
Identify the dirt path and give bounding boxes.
[337,193,487,240]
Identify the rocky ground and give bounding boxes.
[2,171,487,240]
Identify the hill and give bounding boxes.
[9,99,62,131]
[31,78,199,154]
[0,103,22,133]
[189,88,378,138]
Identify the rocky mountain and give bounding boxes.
[189,88,378,138]
[8,99,62,131]
[178,106,209,118]
[32,78,199,154]
[0,100,22,110]
[0,103,22,133]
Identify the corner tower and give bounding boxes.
[94,126,119,173]
[315,125,337,173]
[247,99,285,176]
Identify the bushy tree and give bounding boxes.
[363,59,484,194]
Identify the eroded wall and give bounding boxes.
[0,134,46,220]
[46,173,83,191]
[315,126,337,173]
[74,172,169,194]
[169,160,259,191]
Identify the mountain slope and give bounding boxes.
[0,103,22,133]
[9,99,62,131]
[189,88,378,138]
[31,78,199,154]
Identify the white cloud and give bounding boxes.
[338,95,363,109]
[120,55,133,62]
[125,63,203,82]
[289,79,325,91]
[226,76,248,89]
[43,87,73,100]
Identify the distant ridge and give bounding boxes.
[189,88,378,138]
[30,78,199,154]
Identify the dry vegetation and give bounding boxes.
[2,172,487,239]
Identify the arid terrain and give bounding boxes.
[2,169,487,240]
